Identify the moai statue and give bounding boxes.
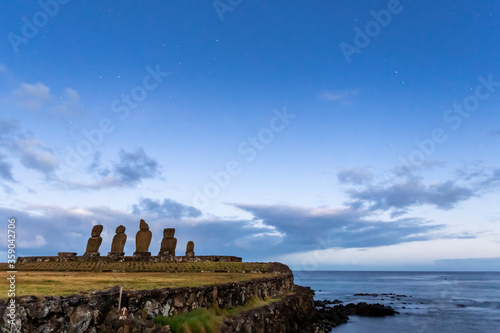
[185,241,195,257]
[84,225,103,257]
[108,225,127,257]
[133,219,152,257]
[158,228,177,257]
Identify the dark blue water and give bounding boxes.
[293,271,500,333]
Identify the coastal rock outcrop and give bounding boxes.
[306,300,398,332]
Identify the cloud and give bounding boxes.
[454,166,500,192]
[65,88,80,101]
[52,87,83,117]
[86,151,110,177]
[63,148,161,190]
[489,129,500,137]
[394,160,447,177]
[319,89,359,104]
[9,82,82,117]
[2,184,14,194]
[0,64,6,72]
[0,118,19,138]
[0,203,278,260]
[0,197,485,262]
[132,197,202,219]
[18,235,47,249]
[347,178,475,214]
[16,136,59,175]
[113,148,161,184]
[60,175,123,190]
[231,203,446,250]
[12,82,51,110]
[0,204,136,256]
[337,168,373,185]
[342,164,500,216]
[0,153,15,182]
[0,117,58,178]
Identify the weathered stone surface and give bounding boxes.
[25,296,62,319]
[185,241,195,257]
[219,285,315,333]
[108,225,127,256]
[9,272,297,332]
[84,225,103,256]
[134,219,152,256]
[158,228,177,256]
[69,304,94,333]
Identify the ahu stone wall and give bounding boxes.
[16,254,242,264]
[0,274,294,333]
[219,285,315,333]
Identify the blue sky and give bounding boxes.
[1,0,500,271]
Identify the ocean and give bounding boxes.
[293,271,500,333]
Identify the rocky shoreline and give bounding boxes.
[306,299,398,333]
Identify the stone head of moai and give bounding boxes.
[91,225,103,237]
[139,219,149,230]
[165,228,175,238]
[116,225,126,234]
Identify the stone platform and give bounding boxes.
[16,254,242,264]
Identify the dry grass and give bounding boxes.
[0,271,274,298]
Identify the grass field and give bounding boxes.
[0,271,275,298]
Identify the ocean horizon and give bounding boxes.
[294,270,500,332]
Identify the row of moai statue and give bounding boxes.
[84,219,195,257]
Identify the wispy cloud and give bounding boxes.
[489,129,500,137]
[342,165,500,216]
[0,203,281,259]
[347,178,475,213]
[132,197,202,219]
[337,168,373,185]
[319,89,360,104]
[0,117,59,179]
[0,152,15,182]
[231,203,448,250]
[51,87,83,117]
[113,148,161,184]
[63,148,162,190]
[16,136,59,175]
[18,235,47,249]
[12,82,51,110]
[64,88,80,101]
[9,82,82,117]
